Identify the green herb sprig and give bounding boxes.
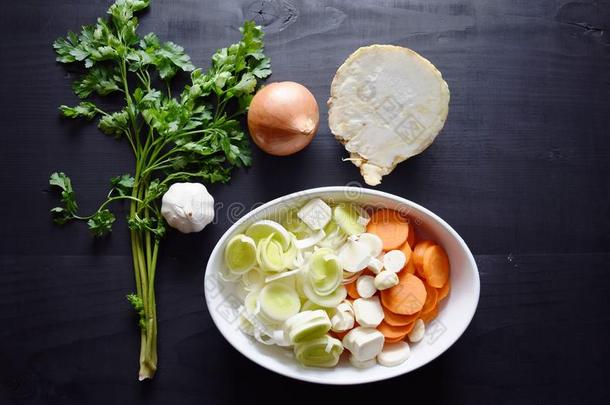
[48,0,271,380]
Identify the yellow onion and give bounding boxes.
[247,81,319,156]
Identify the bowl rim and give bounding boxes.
[204,186,480,384]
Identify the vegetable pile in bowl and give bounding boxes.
[205,187,479,384]
[219,197,452,369]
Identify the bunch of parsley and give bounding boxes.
[48,0,271,380]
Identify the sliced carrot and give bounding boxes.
[420,306,438,323]
[404,258,416,274]
[413,240,435,275]
[423,245,450,288]
[421,282,438,315]
[382,306,420,326]
[406,221,415,248]
[377,320,415,340]
[345,280,360,299]
[384,334,408,345]
[330,330,348,340]
[437,279,451,302]
[367,209,409,251]
[398,240,412,269]
[380,272,427,315]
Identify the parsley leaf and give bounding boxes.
[73,66,122,98]
[87,209,116,236]
[59,102,99,119]
[49,172,78,224]
[98,109,130,137]
[110,174,135,196]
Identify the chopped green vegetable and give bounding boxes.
[258,282,301,323]
[225,234,257,274]
[294,336,343,368]
[307,248,342,296]
[48,0,271,380]
[333,203,366,236]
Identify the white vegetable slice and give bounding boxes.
[224,234,257,274]
[258,282,301,323]
[353,296,384,327]
[374,270,399,290]
[349,355,376,369]
[297,198,332,230]
[330,310,355,332]
[358,233,383,257]
[328,45,450,186]
[342,327,385,361]
[337,238,371,272]
[366,257,384,274]
[377,342,411,367]
[356,275,377,298]
[383,250,406,273]
[408,319,425,343]
[246,220,292,250]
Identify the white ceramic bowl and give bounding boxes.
[204,187,479,384]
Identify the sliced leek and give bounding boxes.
[307,248,342,296]
[333,203,366,236]
[303,282,347,308]
[256,234,287,273]
[284,310,332,344]
[224,234,257,274]
[246,220,292,250]
[294,336,343,368]
[258,282,301,323]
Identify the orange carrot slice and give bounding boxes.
[437,279,450,301]
[384,335,408,344]
[406,221,415,248]
[398,240,413,269]
[421,282,438,315]
[345,280,360,299]
[382,306,420,326]
[420,306,438,324]
[330,330,348,340]
[423,245,450,288]
[413,240,435,275]
[377,320,416,340]
[367,209,409,251]
[380,272,427,315]
[404,258,416,274]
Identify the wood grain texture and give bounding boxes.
[0,0,609,403]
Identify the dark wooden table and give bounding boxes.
[1,0,609,403]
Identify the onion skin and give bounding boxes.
[247,81,319,156]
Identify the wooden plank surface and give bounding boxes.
[0,0,609,403]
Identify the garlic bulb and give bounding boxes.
[161,183,214,233]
